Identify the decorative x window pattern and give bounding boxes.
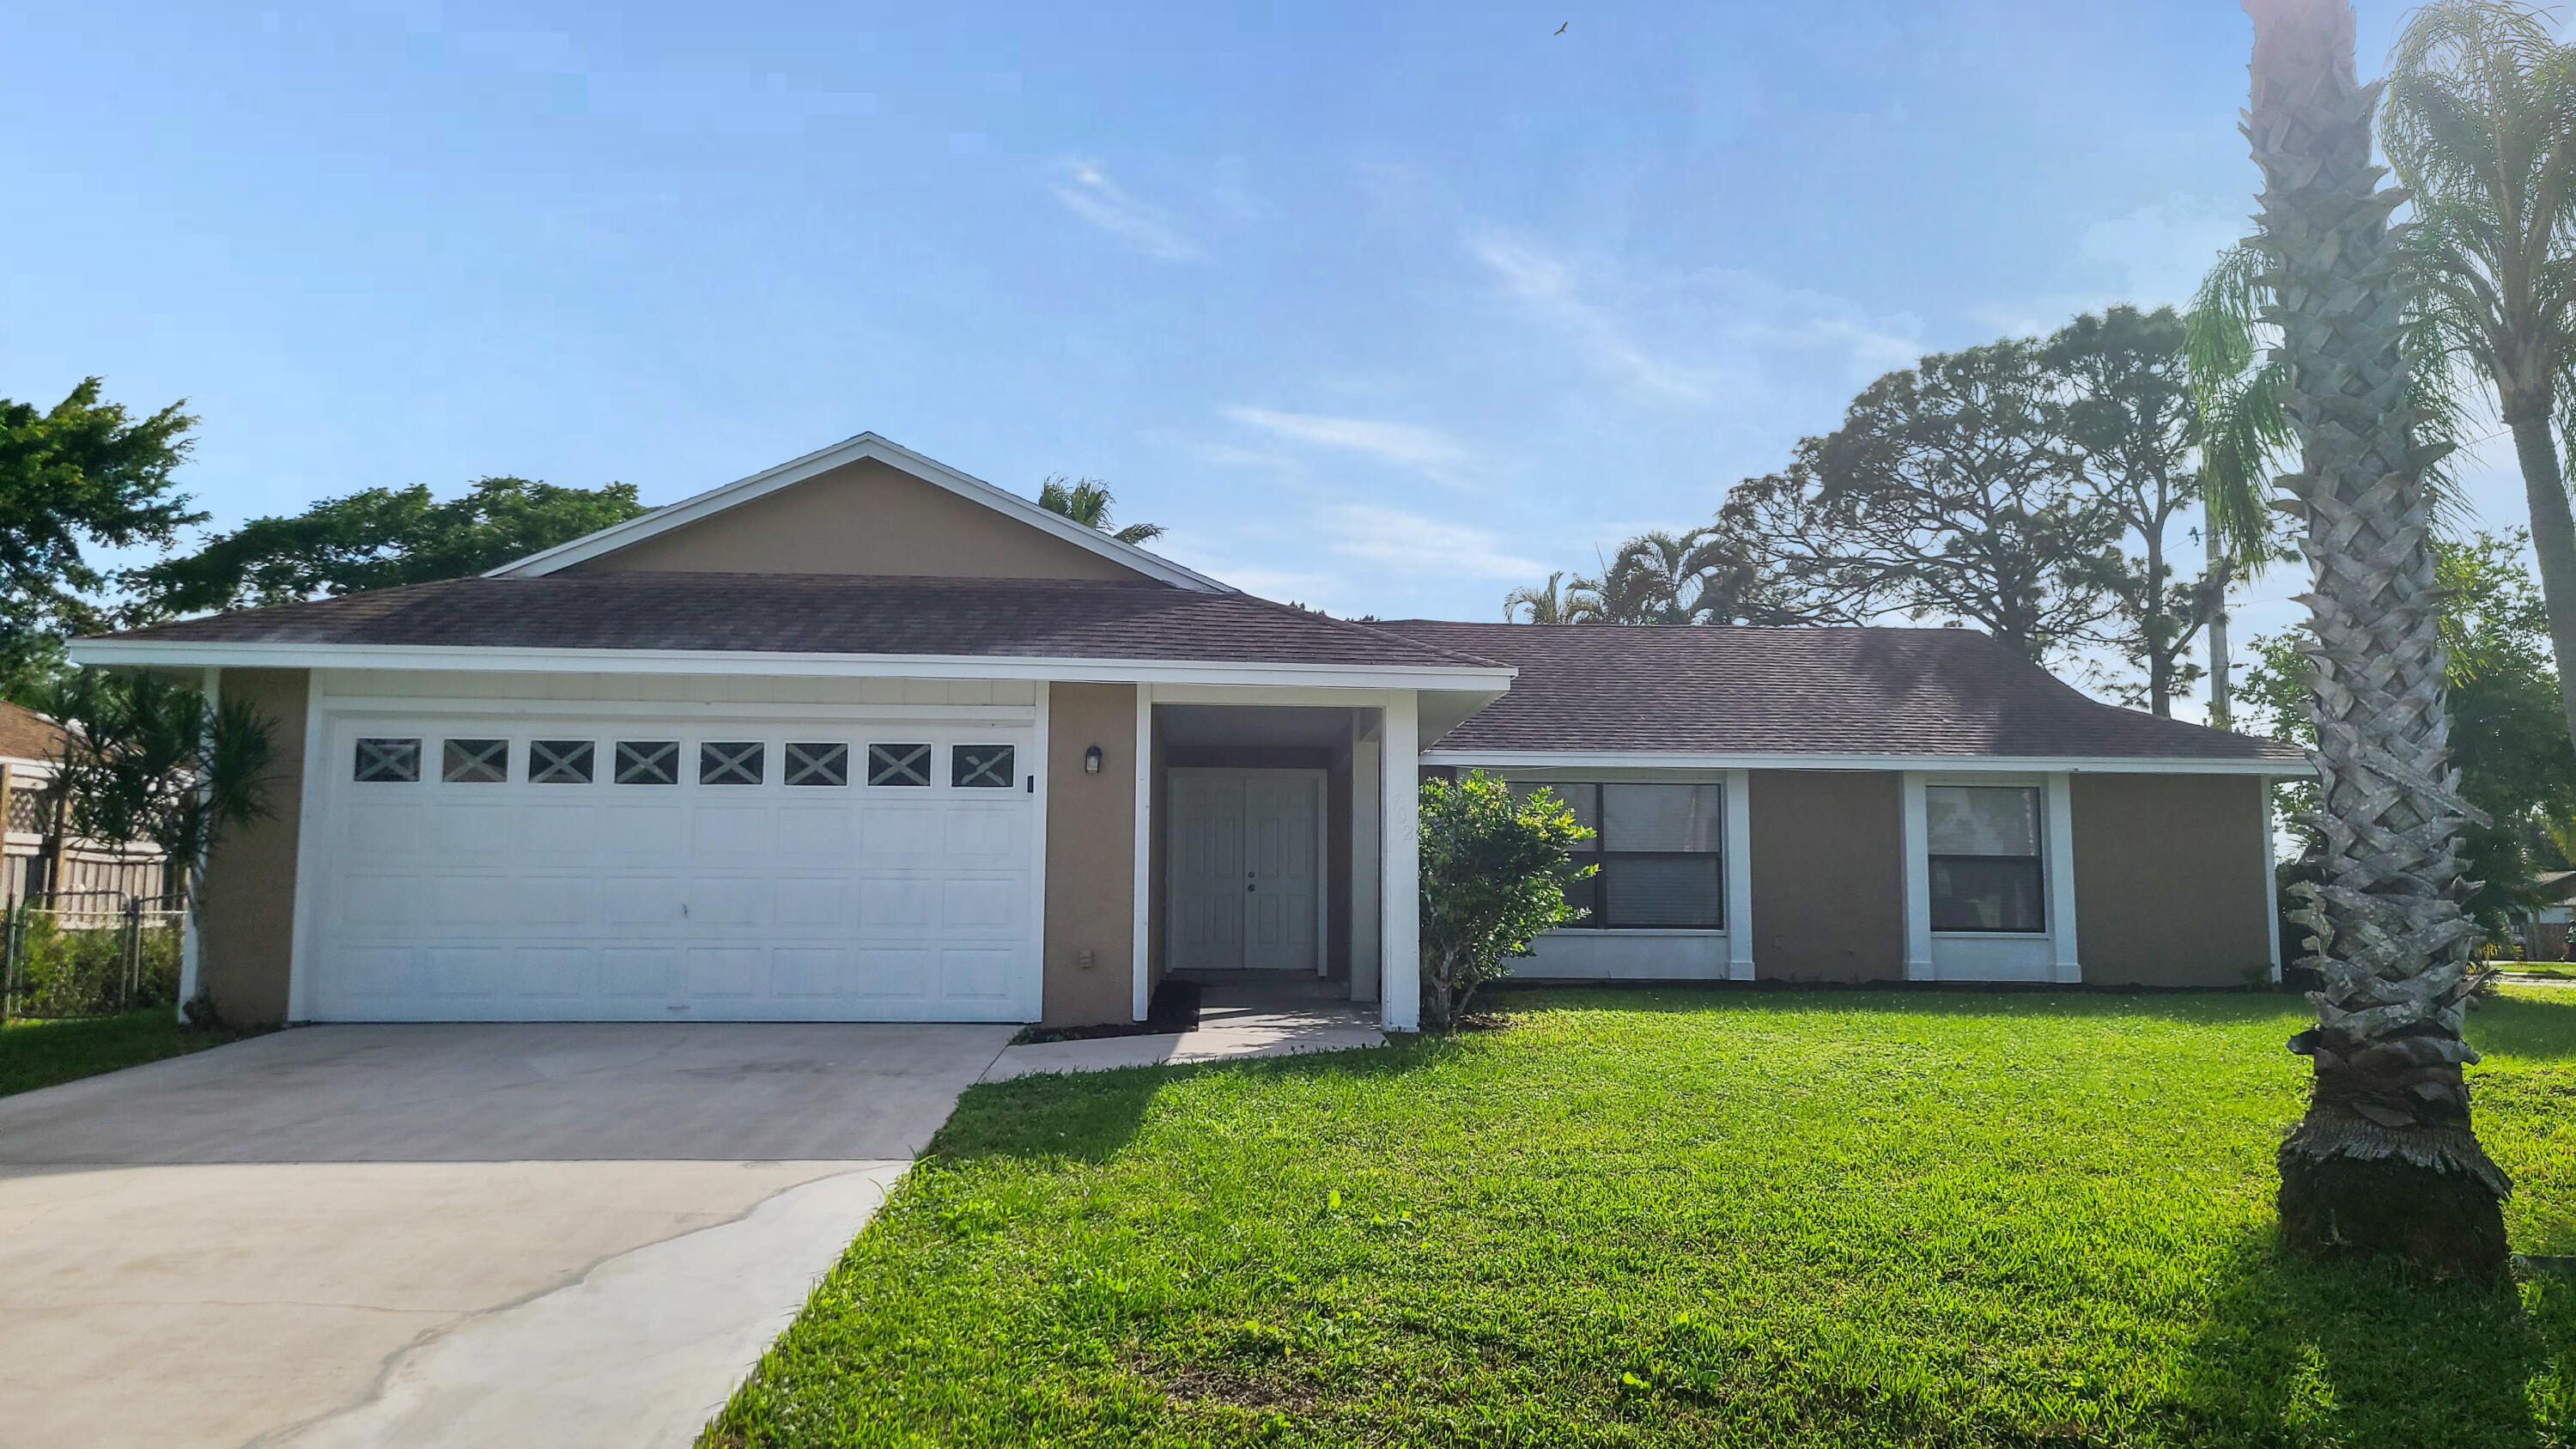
[615,740,678,785]
[784,742,849,787]
[700,741,763,786]
[866,744,932,787]
[529,740,596,784]
[951,743,1016,789]
[441,738,508,783]
[354,738,421,783]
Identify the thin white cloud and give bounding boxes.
[1317,502,1547,580]
[1218,405,1471,474]
[1469,231,1922,405]
[1049,161,1199,261]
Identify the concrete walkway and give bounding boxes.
[984,980,1385,1081]
[0,1022,1012,1449]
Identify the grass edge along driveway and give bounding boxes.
[0,1010,259,1099]
[706,988,2575,1449]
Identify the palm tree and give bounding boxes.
[1587,528,1753,624]
[1036,475,1164,545]
[2382,0,2576,751]
[1502,570,1604,624]
[2244,0,2508,1276]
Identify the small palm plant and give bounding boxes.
[1502,570,1606,623]
[48,671,274,1024]
[1037,475,1164,545]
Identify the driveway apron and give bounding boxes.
[0,1022,1012,1448]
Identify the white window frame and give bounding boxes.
[1903,770,2079,983]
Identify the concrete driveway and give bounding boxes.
[0,1022,1015,1448]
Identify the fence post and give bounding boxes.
[3,898,16,1021]
[124,898,142,1011]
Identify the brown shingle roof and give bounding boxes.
[1373,621,2307,764]
[94,575,1504,672]
[0,702,69,765]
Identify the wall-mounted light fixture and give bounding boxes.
[1083,745,1103,775]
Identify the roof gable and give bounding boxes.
[488,433,1230,593]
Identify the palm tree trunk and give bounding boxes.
[2506,409,2576,747]
[2207,521,2233,730]
[2245,0,2509,1277]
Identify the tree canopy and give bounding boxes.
[1036,476,1163,545]
[132,475,648,615]
[0,378,201,701]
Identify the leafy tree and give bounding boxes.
[1721,339,2120,666]
[132,476,647,615]
[2245,0,2506,1277]
[2383,0,2576,752]
[2047,306,2225,716]
[0,379,202,703]
[1416,772,1594,1032]
[47,671,274,1025]
[1036,475,1163,545]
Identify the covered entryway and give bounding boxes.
[303,707,1040,1021]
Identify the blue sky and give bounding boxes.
[1,0,2538,718]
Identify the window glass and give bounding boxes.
[528,740,595,784]
[1600,855,1723,928]
[441,739,508,783]
[1930,856,2046,932]
[867,744,932,787]
[614,741,678,785]
[700,741,764,786]
[952,743,1016,788]
[1927,786,2038,856]
[354,738,421,783]
[1602,783,1721,852]
[784,742,849,787]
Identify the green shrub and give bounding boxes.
[1417,770,1595,1032]
[5,911,181,1018]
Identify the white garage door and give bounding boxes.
[303,709,1040,1022]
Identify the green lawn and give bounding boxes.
[707,989,2576,1448]
[2505,964,2576,981]
[0,1009,256,1098]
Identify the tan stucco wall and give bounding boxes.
[2073,773,2273,987]
[1042,683,1138,1026]
[197,668,307,1026]
[1750,770,1905,983]
[570,458,1157,581]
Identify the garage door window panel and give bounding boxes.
[952,744,1015,788]
[441,739,509,783]
[868,744,932,787]
[355,738,421,783]
[1927,785,2044,933]
[785,742,849,787]
[700,741,764,786]
[530,740,596,784]
[615,740,679,785]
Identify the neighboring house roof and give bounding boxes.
[2532,870,2576,905]
[88,574,1505,673]
[484,432,1235,594]
[0,701,69,767]
[1376,621,2310,767]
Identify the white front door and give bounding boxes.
[1167,768,1323,973]
[304,709,1040,1022]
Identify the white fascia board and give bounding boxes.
[69,637,1514,693]
[1422,748,2312,777]
[483,432,1235,594]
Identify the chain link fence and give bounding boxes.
[1,892,185,1020]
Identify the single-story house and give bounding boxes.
[70,434,2308,1032]
[2512,870,2576,962]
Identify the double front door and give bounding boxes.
[1168,768,1324,973]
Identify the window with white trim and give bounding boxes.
[1926,785,2044,933]
[1515,782,1722,929]
[354,738,421,783]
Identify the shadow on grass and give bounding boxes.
[2173,1227,2573,1447]
[2470,990,2576,1062]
